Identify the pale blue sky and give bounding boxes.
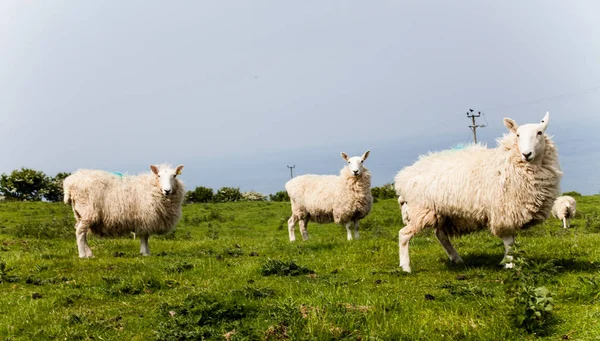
[2,1,600,194]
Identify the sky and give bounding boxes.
[1,1,600,195]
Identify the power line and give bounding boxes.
[466,109,486,143]
[287,165,295,179]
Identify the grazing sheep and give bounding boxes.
[395,112,562,272]
[552,196,576,228]
[285,151,372,241]
[63,164,185,258]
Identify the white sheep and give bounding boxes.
[394,112,562,272]
[398,195,410,225]
[63,164,185,258]
[552,195,576,228]
[285,151,372,241]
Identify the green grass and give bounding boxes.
[0,196,600,340]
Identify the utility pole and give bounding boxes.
[466,109,486,143]
[287,165,295,179]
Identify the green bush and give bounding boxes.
[269,190,290,202]
[0,168,48,201]
[242,190,266,201]
[214,187,243,203]
[185,186,214,203]
[562,191,582,197]
[371,183,396,200]
[43,172,71,202]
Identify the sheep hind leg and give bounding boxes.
[563,217,568,229]
[353,220,359,240]
[299,218,309,241]
[434,228,463,264]
[75,221,93,258]
[140,234,150,256]
[501,235,515,269]
[399,226,416,272]
[288,216,298,242]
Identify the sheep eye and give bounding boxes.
[361,160,364,163]
[516,134,520,137]
[537,131,542,136]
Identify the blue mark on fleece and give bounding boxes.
[451,143,467,150]
[110,172,124,177]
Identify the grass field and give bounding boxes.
[1,196,600,340]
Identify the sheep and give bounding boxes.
[552,195,576,228]
[398,195,410,225]
[285,151,372,241]
[63,164,185,258]
[394,112,562,272]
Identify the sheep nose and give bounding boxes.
[164,189,171,195]
[522,152,532,160]
[353,170,359,175]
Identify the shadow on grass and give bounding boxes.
[442,252,600,273]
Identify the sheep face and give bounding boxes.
[503,112,549,162]
[150,164,184,196]
[341,150,370,176]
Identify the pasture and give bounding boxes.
[0,196,599,340]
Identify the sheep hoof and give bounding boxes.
[451,257,464,264]
[400,264,412,273]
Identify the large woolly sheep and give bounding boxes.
[395,113,562,272]
[285,151,372,241]
[63,164,185,258]
[552,195,576,229]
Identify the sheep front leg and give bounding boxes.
[288,216,297,241]
[345,222,353,240]
[299,218,309,241]
[140,234,150,256]
[75,221,93,258]
[501,235,515,269]
[353,220,360,240]
[399,226,415,272]
[563,217,568,229]
[435,228,463,264]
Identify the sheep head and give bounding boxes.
[341,150,370,176]
[503,112,549,163]
[150,164,184,196]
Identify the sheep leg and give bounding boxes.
[288,216,297,241]
[501,235,515,269]
[563,217,568,229]
[353,220,360,240]
[345,222,353,240]
[299,218,309,241]
[399,226,415,272]
[75,221,93,258]
[434,228,463,264]
[140,234,150,256]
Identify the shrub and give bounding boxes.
[185,186,214,203]
[269,190,290,202]
[43,172,71,202]
[371,183,396,200]
[562,191,581,197]
[242,190,266,201]
[0,168,48,201]
[214,187,242,203]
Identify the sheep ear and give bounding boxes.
[503,118,518,134]
[540,111,549,131]
[361,150,370,161]
[341,152,349,161]
[150,165,159,175]
[175,165,184,176]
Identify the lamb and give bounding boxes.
[63,164,185,258]
[394,112,562,272]
[551,195,576,228]
[285,151,372,241]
